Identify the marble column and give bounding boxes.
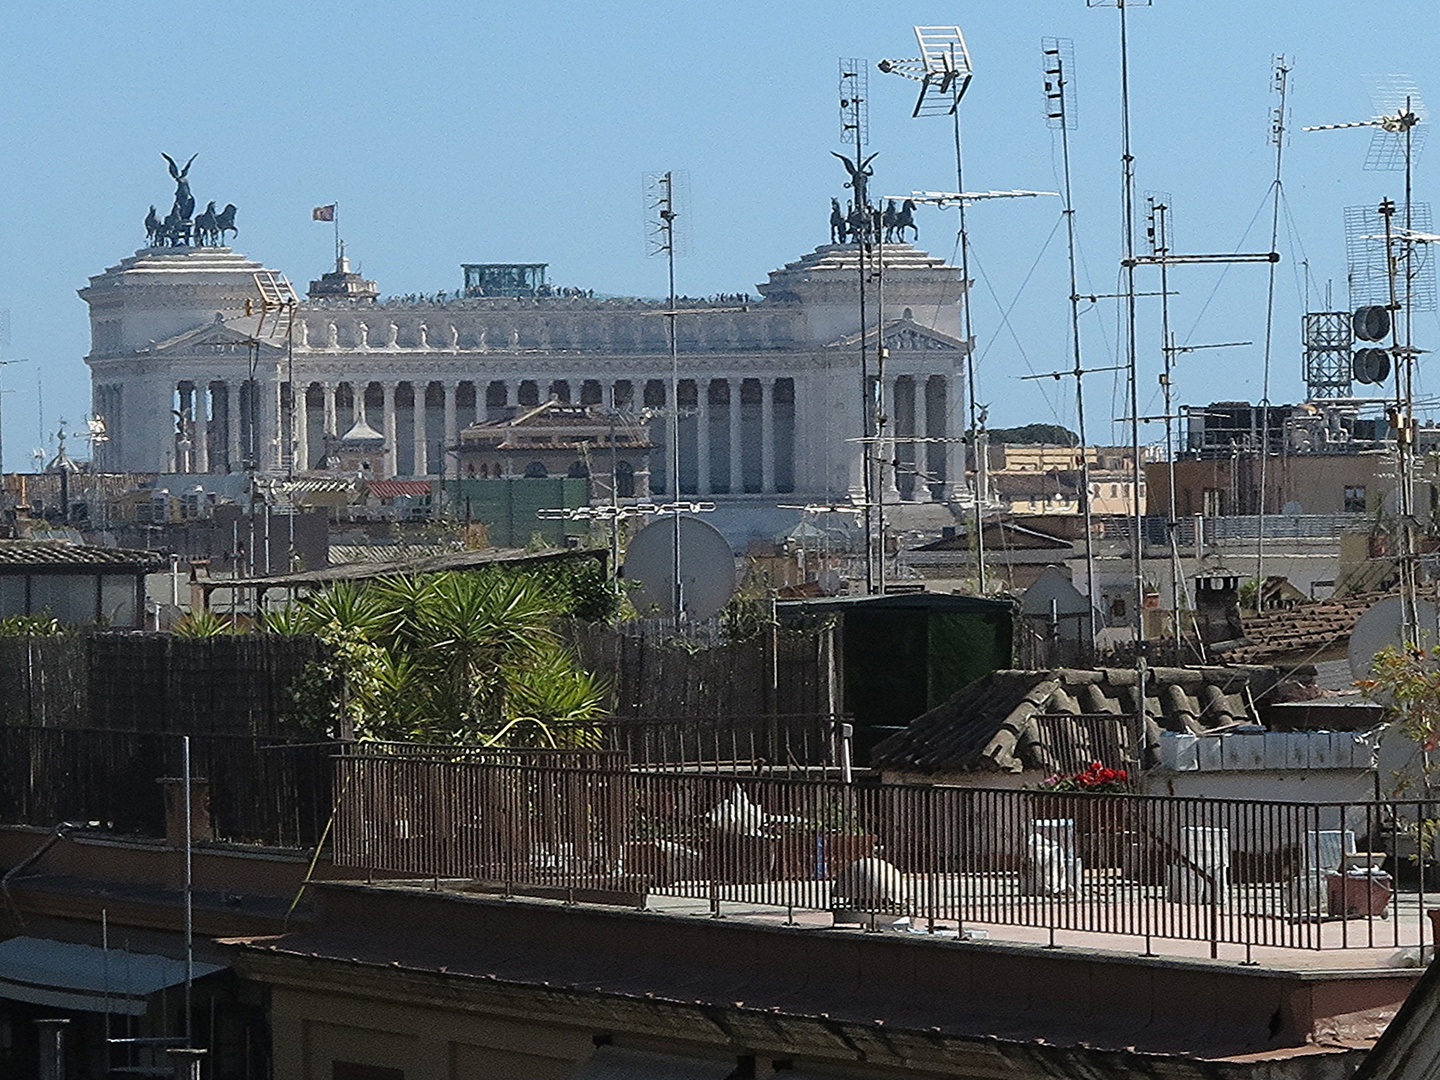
[882,378,901,500]
[916,374,933,502]
[322,383,337,437]
[696,380,712,496]
[226,381,242,474]
[728,379,742,495]
[294,384,310,473]
[194,385,209,474]
[260,376,281,472]
[760,379,775,495]
[412,383,429,476]
[443,383,458,478]
[350,381,364,427]
[176,383,193,473]
[382,383,398,478]
[945,372,967,501]
[473,380,486,425]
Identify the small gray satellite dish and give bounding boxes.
[623,515,737,620]
[1348,595,1440,679]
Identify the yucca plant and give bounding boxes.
[172,608,239,637]
[271,568,608,745]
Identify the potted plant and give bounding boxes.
[813,796,877,880]
[1036,762,1133,869]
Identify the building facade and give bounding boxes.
[82,243,972,508]
[985,443,1145,516]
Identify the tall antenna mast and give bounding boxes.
[1090,0,1148,772]
[1255,56,1291,614]
[1087,0,1149,653]
[1043,37,1099,648]
[645,170,687,621]
[878,27,992,592]
[1307,76,1429,643]
[1147,193,1183,655]
[838,57,882,593]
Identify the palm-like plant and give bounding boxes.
[270,568,607,745]
[173,608,239,637]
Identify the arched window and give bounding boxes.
[567,460,589,478]
[524,461,547,478]
[615,460,635,497]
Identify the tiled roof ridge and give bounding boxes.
[872,663,1279,774]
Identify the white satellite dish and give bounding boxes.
[623,515,736,620]
[1347,596,1440,679]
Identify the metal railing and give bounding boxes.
[355,714,843,778]
[333,756,1440,954]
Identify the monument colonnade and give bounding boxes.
[163,367,965,501]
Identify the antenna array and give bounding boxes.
[1042,37,1077,130]
[1345,202,1436,311]
[878,28,972,117]
[838,59,869,146]
[643,171,691,259]
[1302,312,1354,399]
[1361,75,1429,171]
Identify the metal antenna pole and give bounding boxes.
[1381,200,1418,644]
[1117,0,1144,655]
[1091,0,1149,770]
[1149,197,1184,658]
[840,59,876,594]
[859,227,874,594]
[1256,57,1290,613]
[873,208,887,595]
[1402,101,1419,641]
[952,109,986,593]
[182,735,193,1047]
[0,358,30,476]
[1046,40,1098,645]
[662,174,684,623]
[877,30,992,591]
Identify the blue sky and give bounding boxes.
[0,0,1435,464]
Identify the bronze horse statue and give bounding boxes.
[144,205,160,246]
[157,208,190,246]
[215,203,238,244]
[830,198,849,244]
[193,201,219,246]
[884,198,918,242]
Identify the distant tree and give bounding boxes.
[987,423,1079,446]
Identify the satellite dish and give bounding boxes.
[1352,347,1391,384]
[1353,305,1392,342]
[623,515,736,621]
[1348,596,1440,679]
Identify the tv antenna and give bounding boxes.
[1311,79,1429,644]
[644,169,691,623]
[1088,0,1150,768]
[244,271,300,478]
[836,58,888,594]
[877,27,972,118]
[1305,75,1428,171]
[880,26,1025,595]
[1253,56,1292,613]
[1041,36,1099,646]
